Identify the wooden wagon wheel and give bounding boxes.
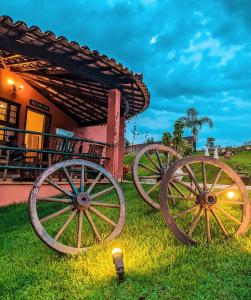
[159,156,250,245]
[29,159,126,255]
[132,144,182,210]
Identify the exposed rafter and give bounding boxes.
[0,15,150,126]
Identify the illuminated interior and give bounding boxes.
[25,109,45,150]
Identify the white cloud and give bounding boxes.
[181,34,244,68]
[150,34,158,44]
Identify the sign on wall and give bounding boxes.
[56,128,75,138]
[30,99,50,112]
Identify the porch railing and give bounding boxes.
[0,126,113,180]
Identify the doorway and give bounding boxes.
[25,108,50,150]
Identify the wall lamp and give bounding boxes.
[112,247,125,283]
[7,79,24,92]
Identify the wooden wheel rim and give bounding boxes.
[132,144,182,210]
[159,156,250,245]
[29,159,126,255]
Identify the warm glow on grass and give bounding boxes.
[227,191,236,199]
[7,79,15,85]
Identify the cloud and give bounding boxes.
[150,34,159,44]
[1,0,251,147]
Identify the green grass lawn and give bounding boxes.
[0,183,250,300]
[222,151,251,175]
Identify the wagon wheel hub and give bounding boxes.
[197,191,217,208]
[75,192,91,209]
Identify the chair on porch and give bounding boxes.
[78,143,105,181]
[36,138,79,181]
[85,143,105,164]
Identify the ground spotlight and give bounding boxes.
[112,247,124,283]
[227,191,236,199]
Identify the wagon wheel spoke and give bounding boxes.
[87,172,102,194]
[138,163,160,175]
[45,178,73,198]
[215,183,237,196]
[209,169,223,192]
[89,206,117,227]
[189,206,200,224]
[210,208,229,237]
[80,164,85,192]
[54,209,78,241]
[167,187,178,205]
[172,179,199,197]
[84,210,101,241]
[133,145,182,210]
[139,175,161,180]
[167,195,196,201]
[38,197,73,204]
[145,152,161,171]
[188,207,203,237]
[214,206,241,225]
[147,180,161,195]
[77,210,83,248]
[205,209,211,242]
[202,162,207,191]
[184,165,202,193]
[91,201,120,208]
[220,200,244,205]
[90,186,115,200]
[155,148,163,169]
[173,172,189,177]
[63,166,79,195]
[170,181,186,197]
[41,205,74,223]
[173,204,199,219]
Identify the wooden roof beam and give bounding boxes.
[0,35,133,88]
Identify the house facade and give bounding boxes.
[0,16,150,205]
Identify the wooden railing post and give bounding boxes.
[105,89,121,180]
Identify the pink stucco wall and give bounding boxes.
[0,182,75,206]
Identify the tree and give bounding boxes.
[162,132,172,146]
[162,121,194,155]
[206,137,215,150]
[131,124,139,154]
[179,108,213,151]
[145,137,155,144]
[173,120,185,152]
[125,139,130,147]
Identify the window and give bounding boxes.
[0,98,19,141]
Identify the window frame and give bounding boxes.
[0,97,20,141]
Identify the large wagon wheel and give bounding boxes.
[132,144,182,209]
[160,156,250,245]
[29,159,125,255]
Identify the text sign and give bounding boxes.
[30,99,50,112]
[56,128,75,138]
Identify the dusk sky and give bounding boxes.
[1,0,251,148]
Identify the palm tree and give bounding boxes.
[179,108,213,151]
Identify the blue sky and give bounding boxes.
[1,0,251,148]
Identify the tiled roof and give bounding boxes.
[0,15,150,126]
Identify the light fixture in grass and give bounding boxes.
[112,247,124,283]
